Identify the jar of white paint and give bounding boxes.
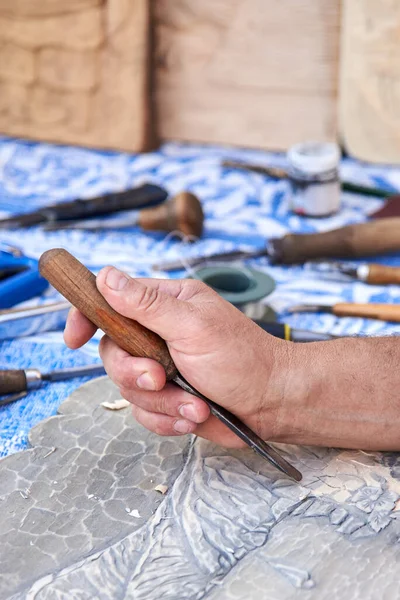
[287,141,341,217]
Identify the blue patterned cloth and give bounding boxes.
[1,135,400,457]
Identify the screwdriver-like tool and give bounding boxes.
[287,302,400,323]
[153,218,400,271]
[39,248,302,482]
[0,364,106,406]
[304,261,400,285]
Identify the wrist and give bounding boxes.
[259,337,310,442]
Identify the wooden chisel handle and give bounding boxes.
[39,249,178,380]
[269,218,400,264]
[333,302,400,322]
[0,370,27,395]
[366,264,400,285]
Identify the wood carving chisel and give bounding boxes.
[0,364,106,406]
[304,261,400,285]
[153,218,400,271]
[287,302,400,323]
[0,184,168,229]
[39,248,302,482]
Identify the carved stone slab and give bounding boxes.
[0,0,153,152]
[1,377,400,599]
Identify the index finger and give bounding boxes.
[64,306,98,349]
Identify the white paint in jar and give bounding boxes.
[287,141,341,217]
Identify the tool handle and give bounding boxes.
[0,370,27,395]
[138,192,204,238]
[333,302,400,322]
[366,264,400,285]
[39,249,177,380]
[269,218,400,264]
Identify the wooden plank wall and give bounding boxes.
[153,0,341,151]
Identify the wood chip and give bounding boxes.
[154,484,168,495]
[101,399,130,411]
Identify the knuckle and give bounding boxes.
[135,285,160,312]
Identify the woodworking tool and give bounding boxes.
[0,301,70,340]
[287,302,400,323]
[0,248,48,308]
[0,364,106,406]
[42,192,204,239]
[39,248,302,482]
[153,218,400,271]
[222,160,393,198]
[0,184,168,229]
[305,261,400,285]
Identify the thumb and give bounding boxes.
[96,266,194,341]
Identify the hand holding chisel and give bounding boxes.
[39,249,302,481]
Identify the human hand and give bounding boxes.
[64,267,291,447]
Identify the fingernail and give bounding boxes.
[136,372,157,391]
[105,267,128,291]
[173,419,192,434]
[179,404,198,422]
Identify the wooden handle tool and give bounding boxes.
[270,218,400,264]
[39,248,301,481]
[139,191,204,238]
[0,369,29,396]
[364,264,400,285]
[333,302,400,322]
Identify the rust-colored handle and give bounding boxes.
[366,264,400,285]
[138,191,204,238]
[39,249,178,380]
[333,302,400,322]
[0,370,27,395]
[270,218,400,264]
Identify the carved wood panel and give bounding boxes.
[0,0,153,152]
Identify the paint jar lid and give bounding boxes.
[287,142,340,176]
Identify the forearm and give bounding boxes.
[270,336,400,450]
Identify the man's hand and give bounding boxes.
[64,266,290,447]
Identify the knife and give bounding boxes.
[305,261,400,285]
[0,184,168,229]
[0,364,106,406]
[153,218,400,271]
[287,302,400,323]
[39,248,302,481]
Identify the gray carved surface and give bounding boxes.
[1,377,400,599]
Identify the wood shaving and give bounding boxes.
[101,399,130,410]
[154,484,168,495]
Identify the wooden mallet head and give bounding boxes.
[138,191,204,238]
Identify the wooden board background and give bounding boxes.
[340,0,400,164]
[0,0,153,152]
[153,0,341,151]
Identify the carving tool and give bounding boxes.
[222,160,394,198]
[0,364,106,406]
[287,302,400,323]
[0,248,48,308]
[153,218,400,271]
[305,261,400,285]
[0,301,70,340]
[39,248,302,482]
[0,183,168,229]
[42,192,204,238]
